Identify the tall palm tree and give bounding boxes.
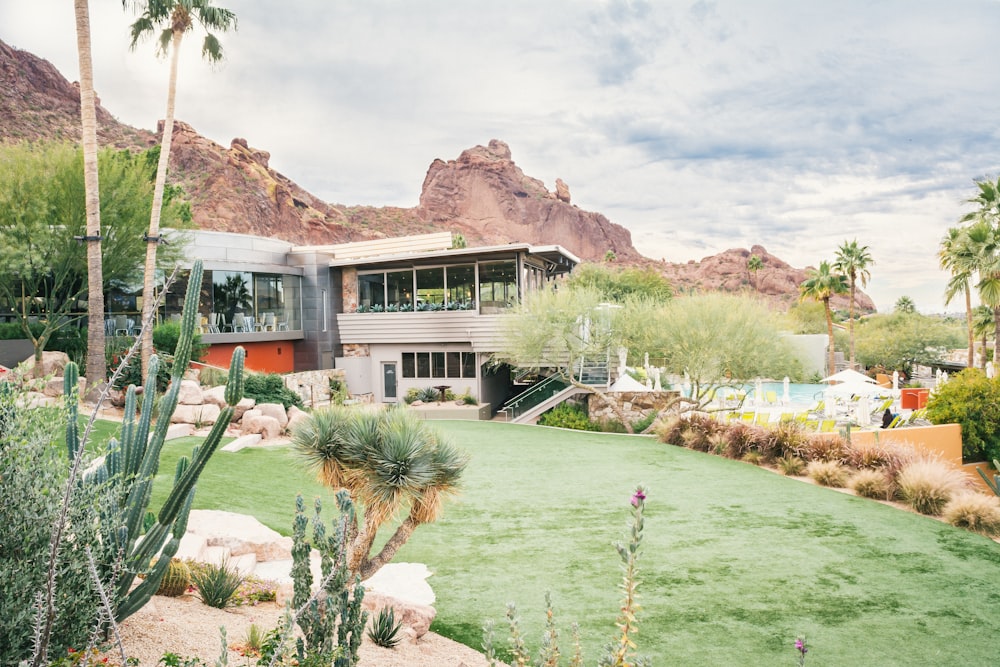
[894,296,916,314]
[961,177,1000,365]
[972,305,994,369]
[74,0,106,387]
[747,254,763,291]
[939,226,977,368]
[292,406,467,580]
[124,0,237,375]
[799,260,848,376]
[833,239,874,370]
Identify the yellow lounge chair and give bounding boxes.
[755,412,771,425]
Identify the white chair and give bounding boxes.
[261,312,276,331]
[232,313,248,332]
[276,315,289,331]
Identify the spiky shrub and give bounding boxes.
[777,455,806,476]
[770,421,808,460]
[367,607,402,649]
[941,491,1000,534]
[976,459,1000,498]
[742,451,764,466]
[416,386,440,403]
[720,421,755,459]
[897,460,970,515]
[849,469,892,500]
[191,559,245,609]
[806,460,849,488]
[155,558,191,597]
[653,416,686,445]
[797,435,849,464]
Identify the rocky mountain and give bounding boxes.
[0,38,873,311]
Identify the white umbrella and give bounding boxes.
[988,361,995,379]
[823,381,883,398]
[821,369,877,384]
[892,370,899,390]
[855,395,871,426]
[754,378,764,405]
[782,376,791,405]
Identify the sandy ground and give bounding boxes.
[118,594,493,667]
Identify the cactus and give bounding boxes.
[155,558,191,597]
[66,259,247,623]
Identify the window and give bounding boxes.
[402,351,478,378]
[358,273,386,310]
[416,268,445,309]
[446,265,475,309]
[386,270,414,310]
[479,260,517,312]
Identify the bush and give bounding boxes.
[190,559,246,609]
[806,460,849,488]
[367,607,402,648]
[742,451,764,466]
[941,491,1000,534]
[925,368,1000,463]
[198,366,228,387]
[896,460,969,515]
[849,469,892,500]
[236,575,278,606]
[777,455,806,476]
[538,402,598,431]
[243,372,303,409]
[107,321,206,391]
[797,435,849,464]
[770,421,809,459]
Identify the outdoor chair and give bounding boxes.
[754,412,771,426]
[261,312,276,331]
[818,419,837,432]
[276,315,289,331]
[765,390,778,405]
[232,313,249,332]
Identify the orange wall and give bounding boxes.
[201,342,296,374]
[850,423,963,467]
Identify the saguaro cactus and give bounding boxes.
[66,260,246,622]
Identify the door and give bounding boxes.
[382,362,398,402]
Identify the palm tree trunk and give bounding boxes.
[75,0,106,387]
[140,28,184,376]
[825,298,835,376]
[965,286,974,368]
[848,279,856,369]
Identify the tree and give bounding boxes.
[973,305,994,369]
[124,0,238,376]
[854,311,964,377]
[894,296,916,314]
[833,239,874,370]
[746,254,763,291]
[0,143,188,372]
[73,0,107,387]
[940,226,977,368]
[291,407,467,580]
[566,263,672,302]
[926,369,1000,463]
[799,261,848,376]
[960,179,1000,366]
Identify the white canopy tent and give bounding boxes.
[821,369,877,385]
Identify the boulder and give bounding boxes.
[554,177,571,203]
[177,379,204,405]
[256,402,289,429]
[202,385,227,406]
[361,590,436,640]
[169,402,222,425]
[186,509,293,561]
[43,375,86,398]
[18,350,69,376]
[286,405,310,434]
[231,397,256,422]
[241,414,282,440]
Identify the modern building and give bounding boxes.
[163,229,578,411]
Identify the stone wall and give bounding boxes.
[342,267,358,312]
[283,368,347,407]
[341,343,370,358]
[587,390,680,425]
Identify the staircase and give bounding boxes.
[501,357,610,424]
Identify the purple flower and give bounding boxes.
[796,638,808,654]
[630,488,647,507]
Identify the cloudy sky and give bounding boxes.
[4,0,1000,312]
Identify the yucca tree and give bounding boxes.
[939,226,977,367]
[799,260,848,376]
[73,0,106,386]
[292,407,467,580]
[123,0,237,376]
[833,239,874,370]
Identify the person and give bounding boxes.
[881,408,893,429]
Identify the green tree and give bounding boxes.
[291,407,467,580]
[124,0,238,376]
[940,226,978,368]
[894,296,916,314]
[960,179,1000,365]
[854,311,964,377]
[781,300,828,335]
[746,253,763,291]
[973,304,994,369]
[926,369,1000,463]
[0,143,188,373]
[73,0,107,386]
[834,240,874,370]
[799,260,849,376]
[566,263,672,302]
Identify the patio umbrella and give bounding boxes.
[754,378,764,405]
[821,369,877,384]
[823,381,883,398]
[782,376,791,405]
[892,370,899,390]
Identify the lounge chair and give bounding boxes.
[765,390,778,405]
[818,419,837,432]
[755,412,771,426]
[779,412,794,423]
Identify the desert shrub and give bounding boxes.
[417,386,441,402]
[198,366,228,387]
[367,607,402,648]
[849,469,892,500]
[846,440,895,469]
[236,575,278,605]
[403,387,421,404]
[806,460,849,488]
[461,392,479,405]
[675,413,724,452]
[538,401,598,431]
[897,459,970,515]
[797,435,850,463]
[777,455,806,476]
[190,559,246,609]
[742,451,764,466]
[654,415,686,444]
[770,421,809,459]
[595,417,629,434]
[632,410,658,434]
[941,491,1000,534]
[925,368,1000,462]
[106,322,206,391]
[243,372,303,409]
[720,421,756,459]
[329,378,349,406]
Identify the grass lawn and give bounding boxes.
[143,420,1000,665]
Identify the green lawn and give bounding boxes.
[142,420,1000,666]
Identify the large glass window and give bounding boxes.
[402,351,477,378]
[416,268,445,310]
[479,260,517,312]
[358,273,386,311]
[446,265,475,310]
[213,271,253,322]
[386,270,414,310]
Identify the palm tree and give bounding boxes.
[799,260,848,376]
[894,296,916,314]
[747,254,763,291]
[973,305,994,369]
[961,177,1000,365]
[833,239,874,370]
[124,0,237,375]
[74,0,106,387]
[292,406,467,580]
[939,226,977,367]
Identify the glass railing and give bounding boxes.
[500,374,570,421]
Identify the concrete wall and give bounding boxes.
[288,253,335,371]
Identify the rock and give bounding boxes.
[177,379,204,405]
[554,177,571,203]
[286,406,310,434]
[186,510,293,562]
[255,402,289,429]
[361,590,436,639]
[18,350,69,376]
[231,397,256,421]
[221,433,261,452]
[241,414,282,440]
[363,562,435,606]
[202,385,227,406]
[170,403,222,425]
[44,375,87,398]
